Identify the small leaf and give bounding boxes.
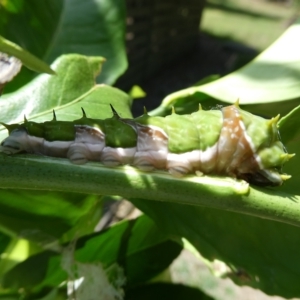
[0,36,55,75]
[277,104,300,195]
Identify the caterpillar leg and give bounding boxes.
[167,152,198,177]
[67,143,90,164]
[1,137,22,154]
[69,125,105,164]
[0,129,45,155]
[133,151,167,172]
[101,147,136,167]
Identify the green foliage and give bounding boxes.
[2,215,182,292]
[130,200,300,298]
[201,0,296,51]
[152,18,300,118]
[0,0,127,92]
[0,2,300,300]
[0,35,55,75]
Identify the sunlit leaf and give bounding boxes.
[156,19,300,117]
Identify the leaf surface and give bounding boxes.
[156,19,300,117]
[0,190,102,244]
[0,232,10,255]
[130,199,300,298]
[3,215,182,292]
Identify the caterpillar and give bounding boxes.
[0,103,293,186]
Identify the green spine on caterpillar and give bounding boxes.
[104,116,136,148]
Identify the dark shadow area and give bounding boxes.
[125,282,214,300]
[129,33,258,117]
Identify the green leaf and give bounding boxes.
[3,215,182,292]
[277,104,300,195]
[0,36,55,75]
[0,0,127,91]
[0,232,10,255]
[33,289,65,300]
[130,199,300,298]
[156,18,300,117]
[125,283,214,300]
[278,104,300,145]
[0,190,102,244]
[2,251,56,292]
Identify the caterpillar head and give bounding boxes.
[239,169,291,187]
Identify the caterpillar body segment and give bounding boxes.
[0,105,292,186]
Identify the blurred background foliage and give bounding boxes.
[0,0,300,299]
[202,0,299,51]
[129,0,300,115]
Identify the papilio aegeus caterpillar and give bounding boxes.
[0,103,293,186]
